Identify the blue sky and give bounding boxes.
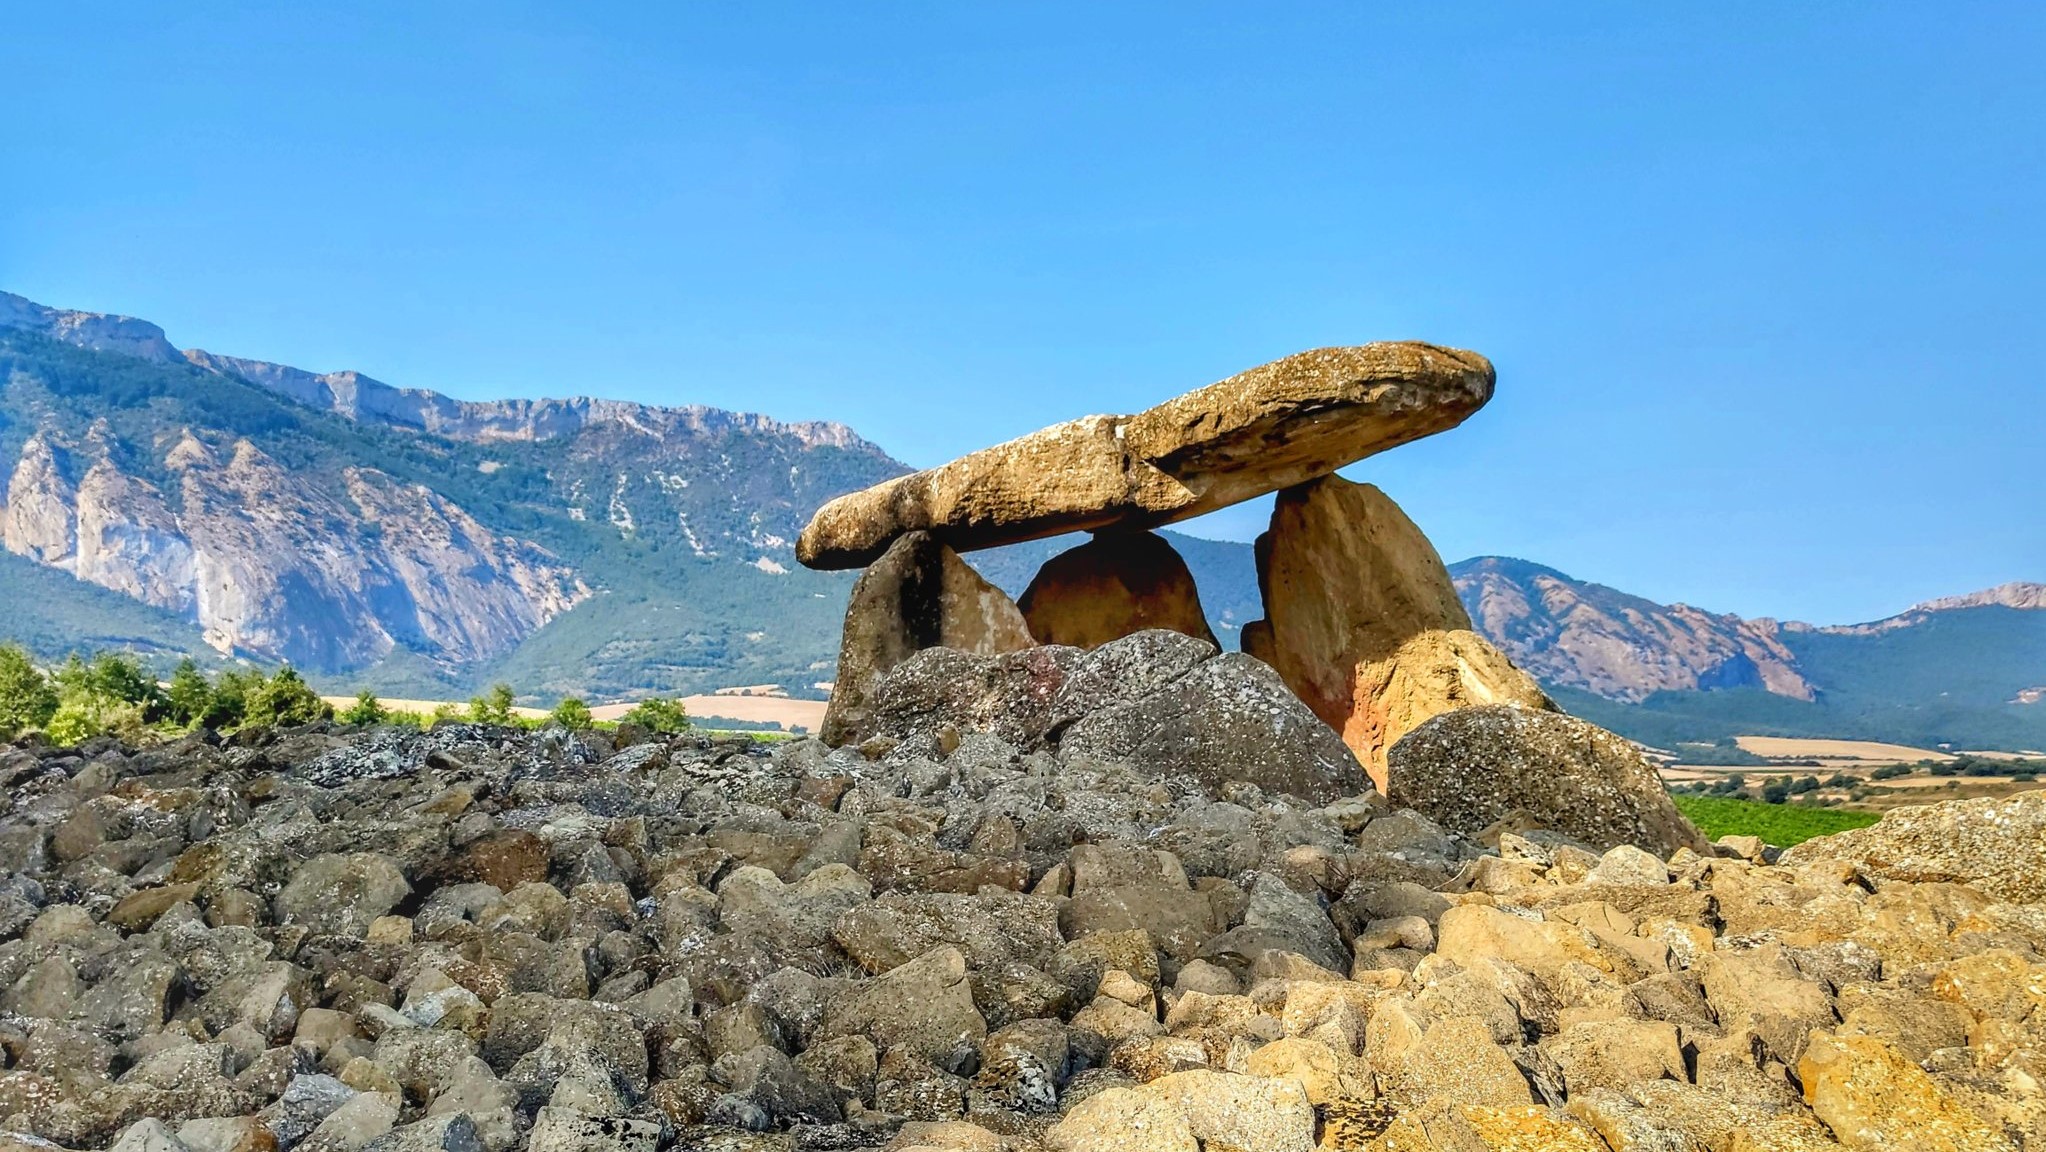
[4,3,2040,625]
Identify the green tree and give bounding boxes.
[621,696,689,733]
[469,683,517,726]
[0,644,58,739]
[339,689,387,726]
[243,666,332,729]
[164,658,214,728]
[549,697,594,730]
[203,668,258,730]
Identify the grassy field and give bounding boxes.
[1673,795,1881,847]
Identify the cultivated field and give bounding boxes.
[1733,736,1953,763]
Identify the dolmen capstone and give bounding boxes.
[801,341,1701,849]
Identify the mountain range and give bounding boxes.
[1,290,2039,749]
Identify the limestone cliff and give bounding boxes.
[0,429,587,670]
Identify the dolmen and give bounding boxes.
[801,342,1554,791]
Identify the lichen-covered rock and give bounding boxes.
[1798,1031,2014,1151]
[273,854,411,938]
[848,630,1366,804]
[1017,530,1217,650]
[1060,652,1368,806]
[1782,790,2046,904]
[1387,705,1708,855]
[798,342,1495,569]
[1255,475,1552,789]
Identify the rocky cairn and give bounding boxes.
[3,721,2043,1152]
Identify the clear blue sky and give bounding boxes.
[4,3,2040,625]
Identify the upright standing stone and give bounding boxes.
[820,531,1035,746]
[797,343,1495,570]
[1017,530,1217,649]
[1256,475,1551,789]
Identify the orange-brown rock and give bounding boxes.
[1017,530,1217,649]
[1256,475,1551,789]
[821,530,1035,746]
[797,343,1494,570]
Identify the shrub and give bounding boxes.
[243,667,332,729]
[549,697,594,730]
[469,683,518,726]
[430,702,465,727]
[621,696,689,733]
[203,668,260,730]
[0,644,57,739]
[1789,775,1821,795]
[339,690,387,726]
[1761,779,1792,804]
[1870,763,1913,780]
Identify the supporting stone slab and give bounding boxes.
[1018,530,1218,650]
[1255,475,1552,790]
[820,530,1034,746]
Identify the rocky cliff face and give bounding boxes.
[0,428,587,670]
[1451,556,1817,702]
[0,290,906,689]
[180,347,871,449]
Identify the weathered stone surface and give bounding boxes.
[1060,652,1368,805]
[847,630,1366,804]
[1016,530,1216,650]
[1798,1031,2014,1151]
[820,530,1034,746]
[273,853,411,938]
[798,342,1495,569]
[1388,705,1709,855]
[1782,791,2046,904]
[1256,475,1552,788]
[818,946,987,1071]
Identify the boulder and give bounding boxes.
[1781,791,2046,904]
[1016,530,1216,649]
[1255,475,1551,788]
[1061,652,1368,805]
[847,630,1366,804]
[1387,705,1708,855]
[1798,1031,2013,1151]
[798,342,1495,569]
[817,946,987,1072]
[821,531,1035,746]
[274,854,411,939]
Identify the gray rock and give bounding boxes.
[1386,706,1709,855]
[262,1074,357,1148]
[817,946,986,1074]
[1060,650,1368,805]
[273,854,411,938]
[108,1119,192,1152]
[357,1114,481,1152]
[524,1109,660,1152]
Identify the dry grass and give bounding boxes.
[1733,736,1953,763]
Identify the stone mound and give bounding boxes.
[2,724,2038,1152]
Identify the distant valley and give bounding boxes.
[0,290,2039,749]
